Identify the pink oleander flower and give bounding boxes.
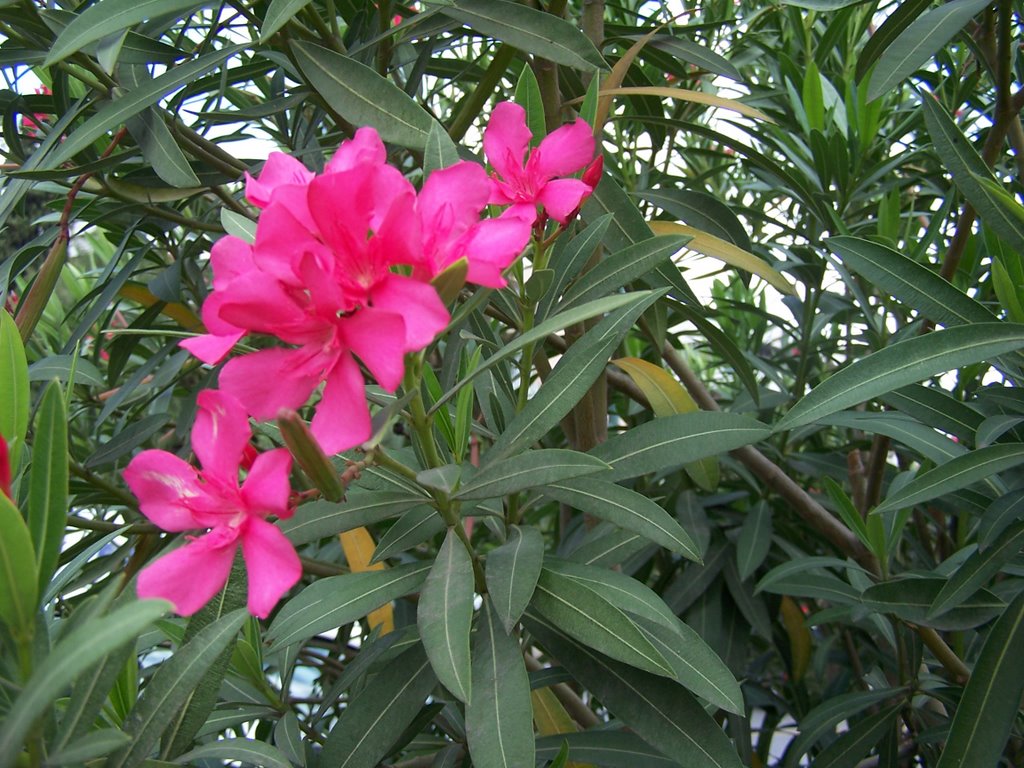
[484,101,598,225]
[182,128,530,453]
[124,390,300,618]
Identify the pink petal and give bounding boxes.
[219,348,323,421]
[419,162,490,240]
[214,272,310,339]
[461,213,532,287]
[311,353,371,454]
[123,450,203,532]
[209,237,256,290]
[137,527,240,616]
[245,152,314,208]
[192,390,251,482]
[370,274,449,350]
[325,126,387,174]
[240,448,292,517]
[252,201,330,286]
[484,102,532,182]
[537,178,592,224]
[240,517,302,618]
[341,307,409,391]
[179,331,244,365]
[530,119,595,179]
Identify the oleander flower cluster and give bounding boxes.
[123,102,597,617]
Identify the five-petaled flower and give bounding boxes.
[484,101,598,226]
[124,390,301,617]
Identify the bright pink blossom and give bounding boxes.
[484,101,597,225]
[124,390,300,618]
[182,128,529,453]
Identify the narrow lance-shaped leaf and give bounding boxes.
[487,291,664,461]
[0,309,29,467]
[813,703,904,768]
[105,608,247,768]
[456,449,609,500]
[261,0,314,40]
[466,599,535,768]
[0,493,37,641]
[525,612,743,768]
[0,599,170,768]
[541,478,700,561]
[868,0,993,102]
[441,0,606,71]
[418,528,474,703]
[318,642,438,768]
[936,591,1024,768]
[266,562,430,649]
[44,0,213,65]
[292,42,433,150]
[485,525,544,633]
[775,324,1024,433]
[873,443,1024,515]
[929,521,1024,618]
[27,380,68,595]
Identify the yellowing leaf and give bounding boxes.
[599,86,774,123]
[780,596,811,682]
[531,687,593,768]
[119,284,204,331]
[595,26,662,134]
[649,221,795,295]
[611,357,718,491]
[339,528,394,634]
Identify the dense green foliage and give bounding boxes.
[1,0,1024,766]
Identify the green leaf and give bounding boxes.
[557,235,688,314]
[45,729,132,765]
[280,493,426,546]
[736,502,772,581]
[371,505,444,563]
[920,92,1024,254]
[44,0,213,66]
[867,0,991,101]
[979,488,1024,549]
[532,567,672,677]
[319,642,438,768]
[0,309,28,466]
[514,64,545,141]
[0,599,169,768]
[487,291,663,461]
[880,384,983,444]
[27,380,68,595]
[855,0,932,82]
[540,478,700,560]
[929,521,1024,618]
[261,0,313,40]
[535,731,681,768]
[28,355,105,387]
[538,215,613,321]
[813,703,903,768]
[43,46,243,170]
[525,612,743,768]
[423,120,461,178]
[292,41,433,150]
[775,324,1024,433]
[418,528,474,702]
[440,0,606,71]
[124,108,201,189]
[106,609,247,768]
[936,591,1024,768]
[465,599,534,768]
[637,188,750,251]
[646,33,742,82]
[861,578,1002,631]
[0,492,37,640]
[592,411,771,481]
[266,562,430,649]
[433,291,646,414]
[828,236,997,328]
[786,688,906,765]
[484,525,544,632]
[873,443,1024,515]
[457,449,608,500]
[173,739,294,768]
